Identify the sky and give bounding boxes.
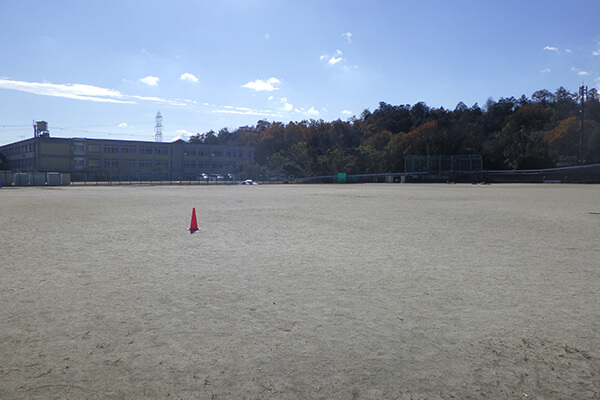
[1,0,600,145]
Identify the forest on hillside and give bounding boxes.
[186,86,600,179]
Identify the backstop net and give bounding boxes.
[404,154,483,175]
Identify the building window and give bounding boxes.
[104,145,119,153]
[104,160,119,168]
[122,146,136,154]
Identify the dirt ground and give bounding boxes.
[1,183,599,399]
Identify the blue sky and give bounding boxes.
[1,0,599,145]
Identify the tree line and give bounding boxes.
[186,86,600,179]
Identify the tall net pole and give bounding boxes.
[579,85,587,162]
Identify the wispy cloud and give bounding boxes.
[543,46,559,52]
[242,77,281,91]
[213,105,276,117]
[540,68,551,73]
[571,67,588,76]
[180,73,199,83]
[342,32,352,43]
[130,95,187,106]
[341,110,352,115]
[593,43,600,57]
[118,122,128,127]
[0,78,135,103]
[0,78,184,106]
[139,76,159,86]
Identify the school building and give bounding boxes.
[0,135,255,182]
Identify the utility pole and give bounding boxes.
[579,84,587,162]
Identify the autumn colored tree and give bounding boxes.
[184,85,599,177]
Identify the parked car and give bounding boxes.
[241,179,259,185]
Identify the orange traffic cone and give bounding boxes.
[189,207,199,233]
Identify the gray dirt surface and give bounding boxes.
[1,183,599,399]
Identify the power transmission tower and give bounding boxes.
[155,111,163,142]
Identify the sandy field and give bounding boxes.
[1,183,599,399]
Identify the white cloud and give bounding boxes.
[540,68,551,73]
[330,50,344,64]
[566,49,572,53]
[0,78,135,103]
[118,122,128,127]
[571,67,588,76]
[180,73,199,83]
[322,50,344,65]
[130,95,186,106]
[213,105,275,117]
[343,32,352,43]
[139,76,159,86]
[273,97,293,112]
[341,110,352,115]
[543,46,559,52]
[242,77,281,91]
[0,78,187,106]
[292,106,320,116]
[593,43,600,57]
[172,129,194,142]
